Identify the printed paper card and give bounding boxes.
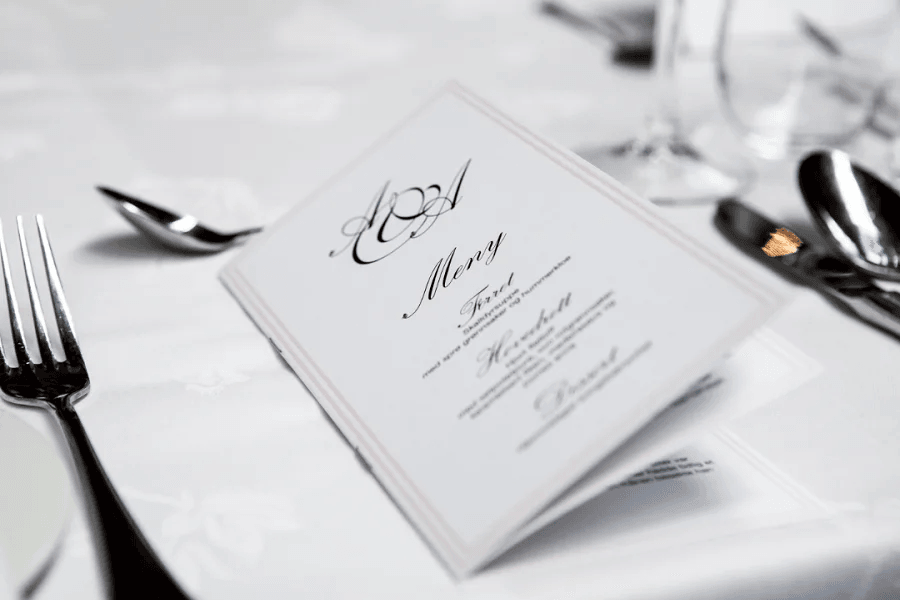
[221,83,782,576]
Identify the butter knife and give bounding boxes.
[715,198,900,340]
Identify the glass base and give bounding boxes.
[579,137,755,206]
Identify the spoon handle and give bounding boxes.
[802,253,900,341]
[818,276,900,340]
[846,290,900,339]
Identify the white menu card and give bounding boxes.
[221,83,782,576]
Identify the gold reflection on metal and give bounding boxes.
[762,228,802,257]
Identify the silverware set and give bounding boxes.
[0,216,191,599]
[716,149,900,341]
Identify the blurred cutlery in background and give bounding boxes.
[715,198,900,341]
[539,1,654,66]
[797,149,900,281]
[798,13,900,139]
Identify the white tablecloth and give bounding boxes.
[2,1,900,598]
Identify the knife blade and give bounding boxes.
[715,198,900,341]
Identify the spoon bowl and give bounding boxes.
[797,149,900,281]
[97,186,263,253]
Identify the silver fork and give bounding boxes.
[0,216,191,599]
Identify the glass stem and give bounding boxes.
[647,0,684,141]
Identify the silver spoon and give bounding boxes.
[96,186,263,253]
[797,149,900,281]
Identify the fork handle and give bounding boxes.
[54,403,192,599]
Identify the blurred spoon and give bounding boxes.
[97,185,263,253]
[797,149,900,281]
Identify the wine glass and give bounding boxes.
[715,0,900,160]
[581,0,755,205]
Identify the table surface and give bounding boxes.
[2,1,900,599]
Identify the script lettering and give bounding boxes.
[329,160,471,265]
[403,231,507,320]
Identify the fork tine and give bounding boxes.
[0,218,31,369]
[35,215,83,365]
[17,216,56,366]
